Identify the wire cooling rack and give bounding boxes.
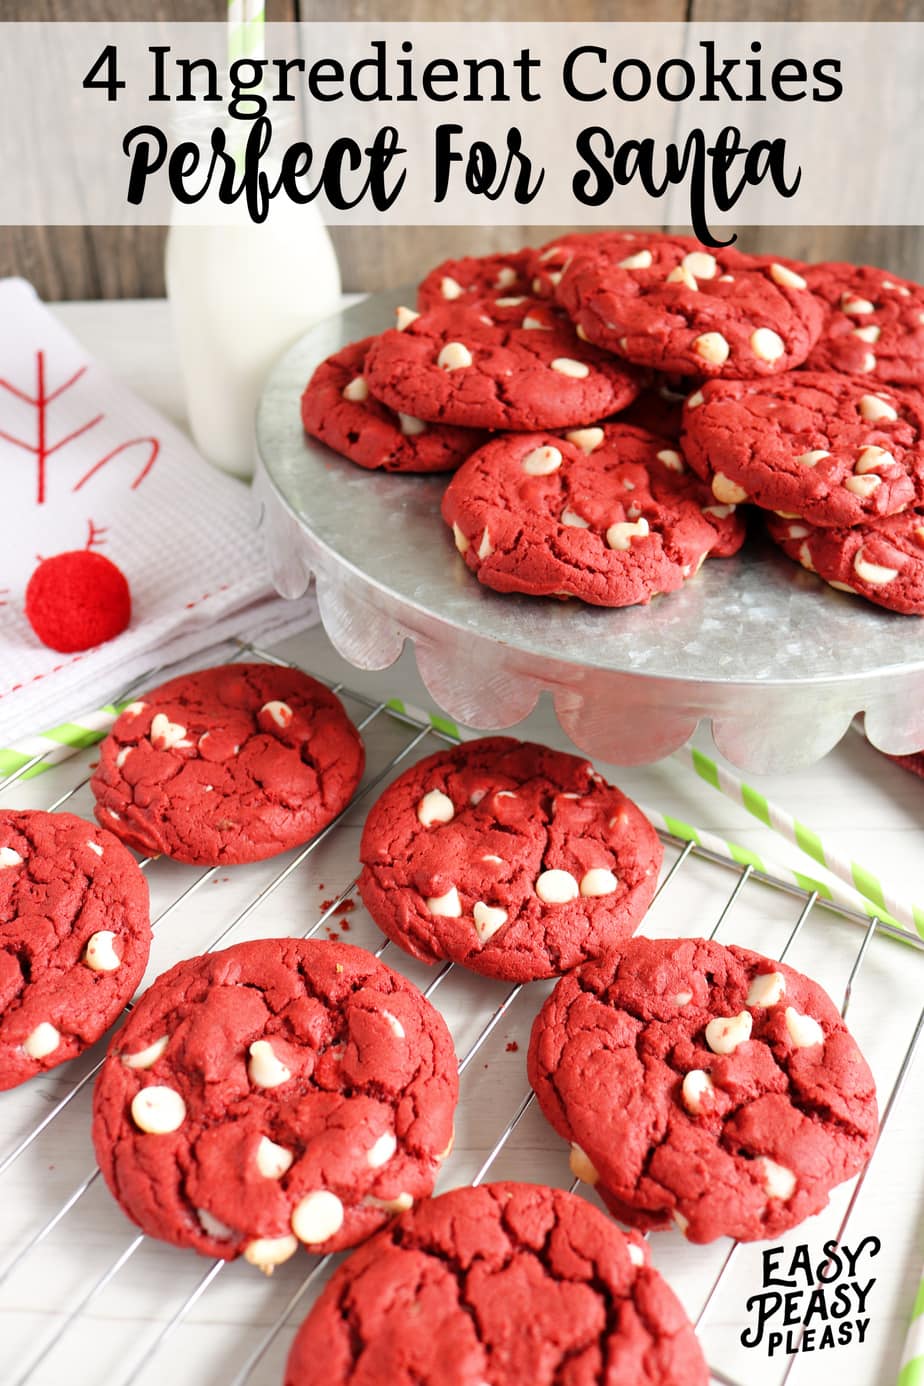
[0,639,922,1386]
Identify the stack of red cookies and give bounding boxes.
[301,231,924,616]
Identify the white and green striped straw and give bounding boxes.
[899,1279,924,1386]
[676,744,924,941]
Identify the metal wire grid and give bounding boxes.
[0,638,921,1386]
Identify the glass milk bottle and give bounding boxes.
[166,202,342,479]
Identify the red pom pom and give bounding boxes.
[25,550,131,653]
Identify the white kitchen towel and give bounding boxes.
[0,278,316,748]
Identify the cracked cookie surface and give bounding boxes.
[527,936,878,1244]
[0,809,150,1091]
[363,305,641,432]
[92,938,458,1266]
[358,738,662,982]
[556,239,822,379]
[681,372,924,527]
[768,508,924,615]
[417,250,534,312]
[284,1181,708,1386]
[804,262,924,386]
[90,664,365,866]
[441,424,745,607]
[301,338,487,473]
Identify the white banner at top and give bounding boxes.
[0,22,921,234]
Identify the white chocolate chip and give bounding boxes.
[438,342,473,371]
[829,580,856,592]
[382,1009,405,1040]
[841,294,875,315]
[150,713,187,751]
[398,413,427,437]
[291,1190,344,1244]
[672,1210,690,1236]
[860,352,877,373]
[256,1136,294,1179]
[131,1085,186,1134]
[565,427,604,453]
[482,853,504,864]
[575,324,589,341]
[426,886,462,917]
[712,473,749,505]
[342,376,369,403]
[747,971,786,1007]
[853,547,899,585]
[797,450,829,468]
[0,847,23,868]
[417,789,455,828]
[395,306,419,330]
[261,701,293,730]
[627,1242,645,1267]
[859,395,898,423]
[84,931,121,974]
[243,1235,298,1273]
[496,790,517,799]
[657,449,684,473]
[569,1143,599,1185]
[798,542,816,571]
[769,263,807,290]
[693,332,730,366]
[440,276,463,300]
[705,1011,753,1055]
[674,991,693,1006]
[86,840,104,858]
[551,358,590,379]
[857,445,894,474]
[759,1156,797,1201]
[687,390,705,409]
[248,1040,292,1089]
[853,325,881,344]
[916,526,924,545]
[681,1069,715,1116]
[606,517,650,551]
[751,328,785,362]
[535,869,579,904]
[364,1192,414,1213]
[618,249,653,270]
[845,474,882,497]
[495,296,527,307]
[683,251,718,279]
[452,523,469,554]
[579,868,618,897]
[23,1022,61,1060]
[703,504,735,519]
[522,445,562,476]
[666,264,698,291]
[473,901,508,941]
[123,701,146,716]
[367,1132,398,1169]
[784,1007,825,1048]
[523,314,552,330]
[122,1035,168,1070]
[496,266,517,288]
[718,273,735,283]
[197,1208,235,1240]
[115,746,132,769]
[561,506,590,528]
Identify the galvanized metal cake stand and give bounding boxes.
[255,289,924,772]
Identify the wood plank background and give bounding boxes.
[2,0,922,298]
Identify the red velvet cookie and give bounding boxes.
[525,229,688,300]
[92,938,458,1269]
[284,1181,708,1386]
[557,240,823,379]
[358,737,663,982]
[0,810,150,1091]
[363,305,641,432]
[767,509,924,615]
[441,424,746,607]
[528,936,878,1244]
[91,664,365,866]
[417,249,533,311]
[804,262,924,386]
[681,372,924,527]
[301,338,486,473]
